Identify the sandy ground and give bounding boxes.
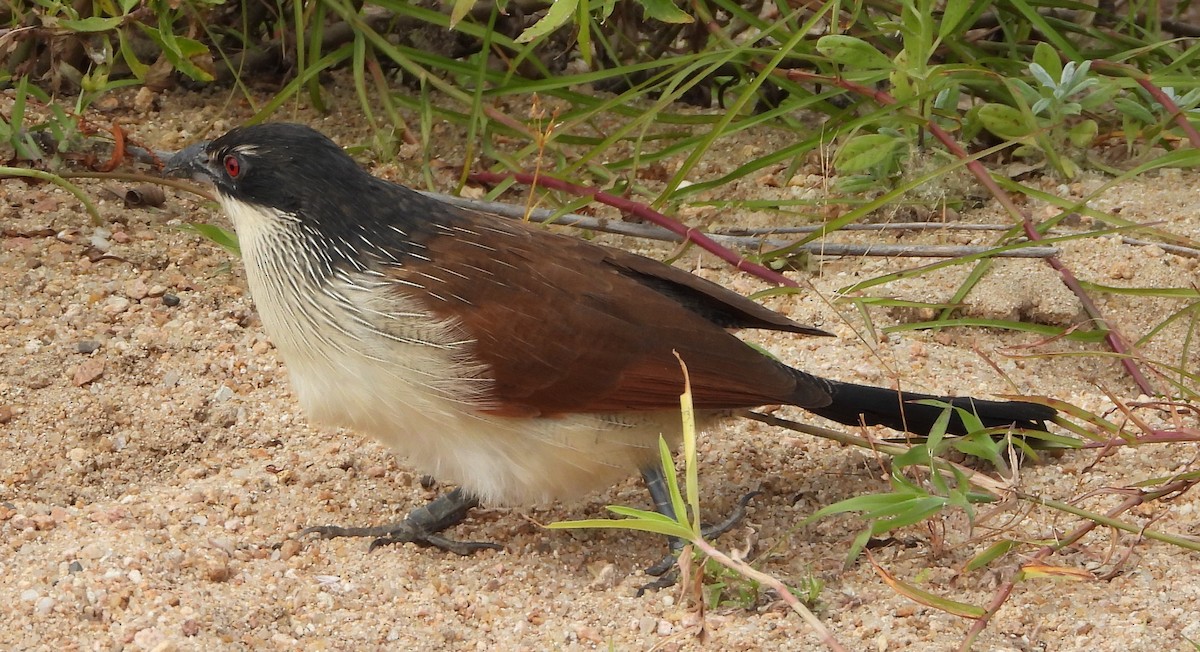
[3,82,1200,651]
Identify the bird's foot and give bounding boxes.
[636,490,760,596]
[300,487,502,556]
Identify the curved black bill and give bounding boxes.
[163,142,212,181]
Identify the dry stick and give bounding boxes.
[436,193,1200,258]
[958,478,1199,651]
[780,69,1158,397]
[1079,429,1200,447]
[425,192,1059,258]
[468,172,800,287]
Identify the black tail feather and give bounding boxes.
[806,380,1054,436]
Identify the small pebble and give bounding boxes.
[162,293,180,307]
[125,279,149,300]
[80,542,107,559]
[72,358,105,386]
[103,296,131,315]
[77,340,101,354]
[90,234,112,252]
[277,539,302,560]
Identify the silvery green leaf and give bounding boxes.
[1029,63,1056,89]
[1060,61,1078,85]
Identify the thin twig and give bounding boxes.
[424,192,1058,258]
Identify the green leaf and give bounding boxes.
[869,496,946,531]
[1032,41,1062,82]
[58,16,123,32]
[872,561,988,618]
[118,28,148,80]
[678,356,700,534]
[977,103,1034,139]
[938,0,971,40]
[181,223,240,256]
[835,133,901,173]
[892,445,933,468]
[804,492,918,524]
[448,0,477,28]
[1067,119,1098,147]
[1078,282,1199,298]
[517,0,580,42]
[949,432,1004,468]
[816,35,893,70]
[635,0,694,23]
[137,24,214,82]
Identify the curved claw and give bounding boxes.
[297,488,501,556]
[637,569,679,597]
[368,530,502,555]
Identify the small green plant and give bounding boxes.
[549,357,836,642]
[0,75,78,164]
[974,43,1110,177]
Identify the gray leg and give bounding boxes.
[302,487,502,555]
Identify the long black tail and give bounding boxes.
[806,379,1054,436]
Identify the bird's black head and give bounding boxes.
[164,123,370,214]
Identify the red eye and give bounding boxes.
[223,154,241,178]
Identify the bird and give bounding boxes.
[164,122,1054,563]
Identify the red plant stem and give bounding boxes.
[468,171,800,288]
[1132,77,1200,147]
[778,69,1157,397]
[1091,59,1200,148]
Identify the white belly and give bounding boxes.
[289,352,680,505]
